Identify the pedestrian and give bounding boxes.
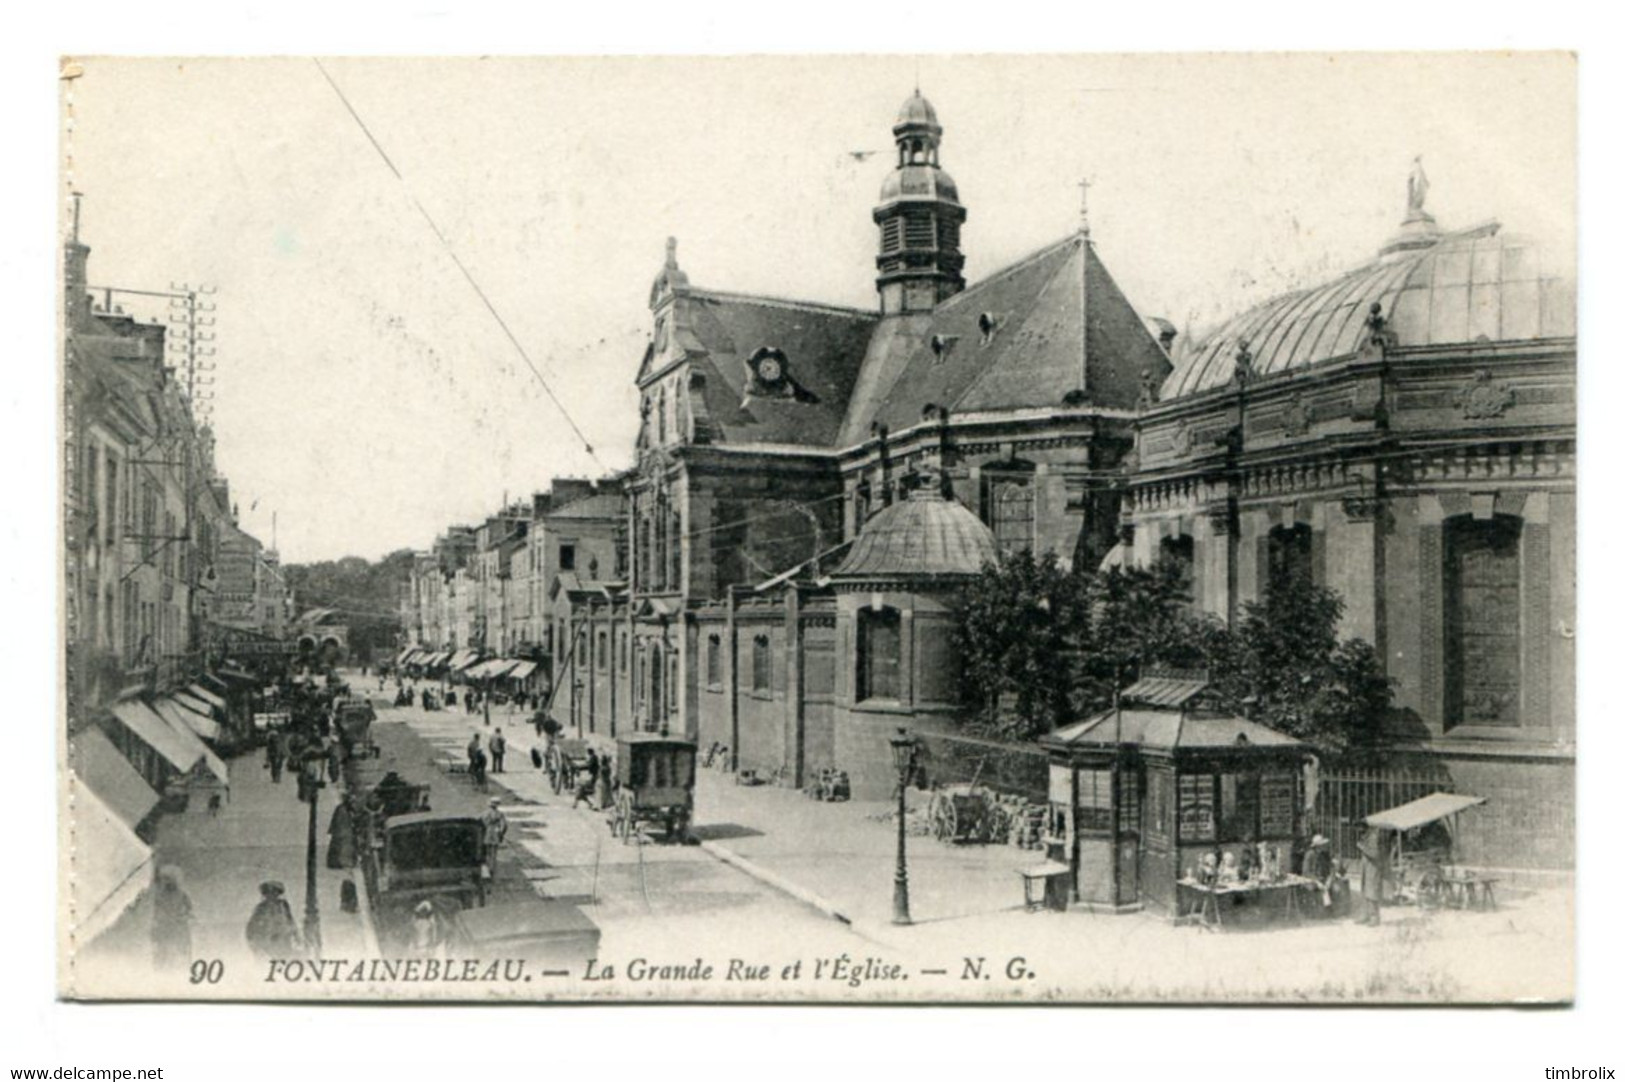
[1302,834,1335,911]
[245,881,300,961]
[490,729,507,774]
[1357,825,1389,925]
[466,732,482,772]
[326,794,359,870]
[265,727,287,784]
[150,866,194,971]
[573,747,601,810]
[408,900,446,961]
[326,735,345,784]
[597,751,614,812]
[481,797,508,879]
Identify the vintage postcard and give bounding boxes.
[59,52,1576,1003]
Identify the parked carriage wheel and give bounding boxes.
[933,797,957,843]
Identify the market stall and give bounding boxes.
[1039,670,1309,918]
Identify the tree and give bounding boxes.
[955,549,1090,741]
[1210,575,1392,754]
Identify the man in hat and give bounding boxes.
[150,866,194,971]
[490,728,507,774]
[245,881,300,961]
[480,797,508,880]
[1357,825,1389,926]
[1302,833,1335,910]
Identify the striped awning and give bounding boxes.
[73,727,161,830]
[155,697,224,744]
[186,683,227,710]
[111,700,201,775]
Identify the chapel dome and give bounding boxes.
[832,489,998,582]
[1160,221,1575,400]
[878,163,960,205]
[895,91,940,132]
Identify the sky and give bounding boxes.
[66,53,1576,563]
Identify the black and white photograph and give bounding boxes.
[55,51,1579,1006]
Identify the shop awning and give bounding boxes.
[111,700,201,776]
[449,650,480,671]
[73,727,160,830]
[161,709,229,786]
[400,649,424,665]
[465,660,495,678]
[507,660,538,680]
[487,659,521,678]
[155,697,224,744]
[174,691,219,719]
[67,772,154,948]
[1366,792,1487,832]
[395,646,417,664]
[186,683,227,710]
[216,666,260,686]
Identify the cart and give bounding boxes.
[1364,792,1488,907]
[929,784,996,844]
[548,738,594,796]
[608,732,696,844]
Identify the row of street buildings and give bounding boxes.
[400,92,1575,870]
[63,205,294,948]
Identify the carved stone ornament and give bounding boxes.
[1456,369,1515,420]
[1280,394,1311,437]
[1340,496,1385,523]
[1171,422,1193,458]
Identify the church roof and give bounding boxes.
[839,234,1170,443]
[831,489,998,582]
[681,290,878,447]
[1163,221,1576,399]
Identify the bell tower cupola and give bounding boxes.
[873,89,967,315]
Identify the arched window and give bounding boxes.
[990,479,1035,556]
[1445,514,1523,729]
[1267,523,1313,595]
[857,606,902,702]
[751,634,773,694]
[1159,533,1195,576]
[706,633,723,689]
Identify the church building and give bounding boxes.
[579,92,1573,869]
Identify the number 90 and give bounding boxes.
[189,959,224,984]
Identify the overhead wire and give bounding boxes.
[312,58,605,470]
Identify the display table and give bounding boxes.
[1439,871,1499,911]
[1176,874,1317,930]
[1018,862,1073,912]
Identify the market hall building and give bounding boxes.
[524,91,1575,872]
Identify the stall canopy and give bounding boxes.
[174,691,219,719]
[154,696,224,744]
[1366,792,1487,832]
[67,772,154,948]
[73,727,161,830]
[111,700,201,776]
[186,683,227,711]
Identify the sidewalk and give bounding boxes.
[73,745,370,997]
[686,768,1575,1002]
[691,769,1035,935]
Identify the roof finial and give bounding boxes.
[70,190,83,243]
[665,235,678,268]
[913,59,920,96]
[1077,177,1092,239]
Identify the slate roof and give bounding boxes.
[1164,222,1576,399]
[680,290,878,448]
[838,234,1170,443]
[831,489,998,581]
[1044,709,1301,752]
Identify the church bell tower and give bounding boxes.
[873,90,966,315]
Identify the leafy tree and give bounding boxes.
[1212,575,1392,754]
[955,549,1089,741]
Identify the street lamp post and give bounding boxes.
[889,727,919,926]
[300,750,326,955]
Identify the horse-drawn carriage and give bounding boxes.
[608,732,696,844]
